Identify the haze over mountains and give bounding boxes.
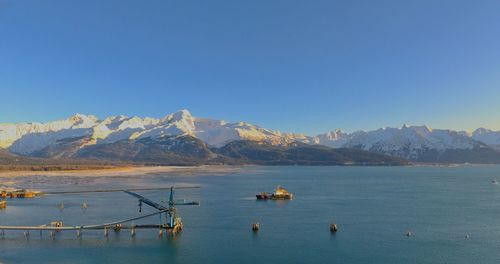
[1,109,500,165]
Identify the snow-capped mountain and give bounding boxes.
[0,114,99,154]
[471,128,500,151]
[311,129,350,148]
[0,109,308,156]
[310,125,490,161]
[1,109,500,163]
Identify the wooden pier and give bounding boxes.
[0,209,168,231]
[0,187,196,238]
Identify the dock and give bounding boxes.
[0,187,196,238]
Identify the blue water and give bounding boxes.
[2,165,500,263]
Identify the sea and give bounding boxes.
[1,165,500,263]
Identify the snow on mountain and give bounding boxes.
[472,128,500,151]
[312,125,480,160]
[2,114,98,153]
[0,109,499,161]
[0,109,309,155]
[130,110,307,147]
[312,129,349,147]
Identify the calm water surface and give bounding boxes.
[1,166,500,263]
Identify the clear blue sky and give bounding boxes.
[1,0,500,134]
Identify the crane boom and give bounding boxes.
[123,190,168,211]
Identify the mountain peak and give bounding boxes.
[161,109,193,124]
[172,109,192,120]
[325,129,345,139]
[473,127,492,135]
[411,125,432,133]
[69,113,87,121]
[398,124,432,133]
[68,113,98,126]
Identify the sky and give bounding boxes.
[1,0,500,135]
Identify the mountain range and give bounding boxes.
[1,109,500,165]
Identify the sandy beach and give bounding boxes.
[0,165,243,178]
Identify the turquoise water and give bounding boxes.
[2,166,500,263]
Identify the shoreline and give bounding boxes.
[0,163,497,177]
[0,165,243,177]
